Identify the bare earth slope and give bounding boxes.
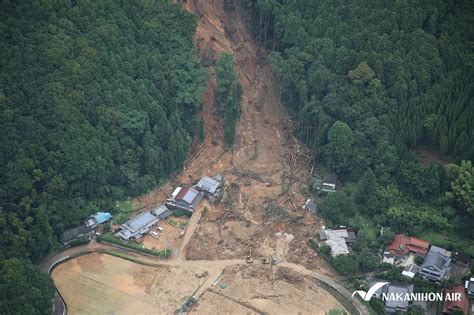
[49,1,371,314]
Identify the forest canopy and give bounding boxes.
[0,0,205,263]
[243,0,474,260]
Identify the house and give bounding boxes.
[166,186,203,213]
[442,286,468,314]
[311,178,323,190]
[92,212,112,225]
[383,283,414,313]
[311,175,337,192]
[401,264,419,278]
[345,231,357,246]
[318,229,328,241]
[153,205,172,219]
[85,212,112,228]
[322,175,337,192]
[195,175,223,200]
[60,225,91,245]
[303,199,317,213]
[418,245,452,281]
[383,234,430,264]
[115,211,158,242]
[367,279,386,299]
[324,229,349,257]
[465,278,474,299]
[327,237,349,257]
[454,252,470,267]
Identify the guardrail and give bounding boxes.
[47,256,70,315]
[314,278,360,315]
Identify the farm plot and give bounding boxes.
[51,253,207,314]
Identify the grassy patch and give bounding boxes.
[115,199,134,213]
[68,236,91,247]
[418,230,474,256]
[113,199,142,224]
[167,219,178,227]
[97,233,170,257]
[172,209,192,217]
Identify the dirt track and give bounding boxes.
[48,1,370,314]
[47,241,367,314]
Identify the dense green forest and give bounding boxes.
[215,53,242,146]
[0,259,55,314]
[243,0,474,270]
[0,0,204,311]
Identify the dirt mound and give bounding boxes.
[192,264,343,314]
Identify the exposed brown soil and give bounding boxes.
[415,145,452,166]
[49,1,354,314]
[192,264,343,315]
[134,0,333,274]
[52,253,204,314]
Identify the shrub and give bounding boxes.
[172,209,192,217]
[69,235,90,247]
[414,255,424,265]
[331,254,357,275]
[97,233,170,257]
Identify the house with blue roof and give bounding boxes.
[92,212,112,224]
[85,212,112,228]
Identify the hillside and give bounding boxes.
[243,0,474,269]
[0,1,204,312]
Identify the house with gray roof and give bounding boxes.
[323,229,349,257]
[195,175,223,199]
[303,199,317,213]
[166,186,203,213]
[418,245,451,281]
[153,205,172,219]
[60,225,91,245]
[115,211,158,242]
[311,175,337,192]
[383,283,414,313]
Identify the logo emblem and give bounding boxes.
[352,282,389,301]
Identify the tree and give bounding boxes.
[0,259,55,314]
[216,53,242,147]
[319,191,355,225]
[332,255,357,275]
[0,0,204,269]
[356,247,379,272]
[355,168,379,214]
[380,227,395,247]
[347,62,376,85]
[449,160,474,215]
[198,117,205,142]
[324,121,354,174]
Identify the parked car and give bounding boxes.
[151,231,159,237]
[157,227,163,232]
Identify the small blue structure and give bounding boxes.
[91,212,112,225]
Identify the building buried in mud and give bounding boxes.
[195,174,223,203]
[311,175,338,192]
